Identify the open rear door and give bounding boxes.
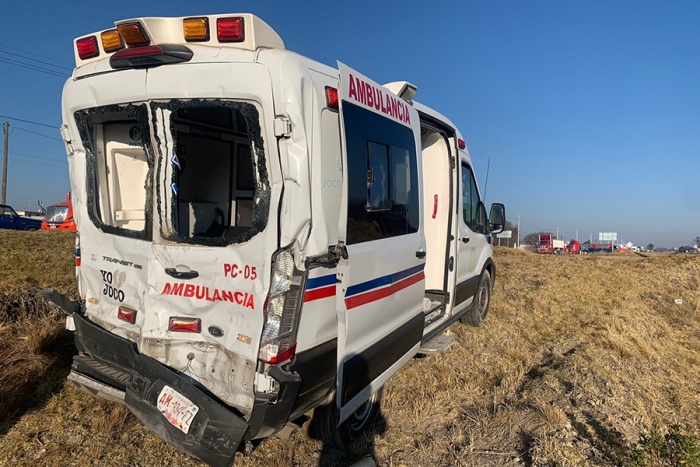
[335,62,426,422]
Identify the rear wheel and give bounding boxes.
[26,227,39,231]
[311,389,383,454]
[460,269,491,327]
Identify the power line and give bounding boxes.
[14,127,62,142]
[0,42,72,67]
[0,115,58,129]
[11,157,69,169]
[0,56,69,78]
[9,151,67,163]
[0,49,73,72]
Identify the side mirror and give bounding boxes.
[488,203,506,234]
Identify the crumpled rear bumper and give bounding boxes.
[71,312,248,467]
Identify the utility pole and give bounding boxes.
[2,121,8,205]
[517,214,521,249]
[556,227,559,240]
[576,230,578,241]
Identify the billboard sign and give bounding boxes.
[599,232,617,242]
[497,231,512,239]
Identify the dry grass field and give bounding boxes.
[1,230,699,466]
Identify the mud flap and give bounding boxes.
[35,288,81,315]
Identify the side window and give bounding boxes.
[461,162,480,232]
[343,102,419,245]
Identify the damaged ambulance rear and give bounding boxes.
[58,15,305,467]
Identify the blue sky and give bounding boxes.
[1,0,698,247]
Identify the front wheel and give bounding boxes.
[310,389,383,454]
[460,269,492,327]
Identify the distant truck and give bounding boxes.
[538,235,581,255]
[0,204,42,231]
[538,234,568,254]
[41,193,77,231]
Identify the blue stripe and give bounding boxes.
[306,274,336,290]
[346,264,425,297]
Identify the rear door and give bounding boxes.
[335,63,426,422]
[453,152,490,315]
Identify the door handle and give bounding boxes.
[416,250,426,259]
[165,267,199,280]
[462,237,470,244]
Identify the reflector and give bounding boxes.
[183,17,209,41]
[101,29,124,53]
[117,306,137,324]
[76,36,99,60]
[217,17,244,42]
[458,139,466,150]
[169,317,201,333]
[117,22,150,47]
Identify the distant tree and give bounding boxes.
[523,231,549,247]
[646,243,654,251]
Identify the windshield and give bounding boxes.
[45,206,69,223]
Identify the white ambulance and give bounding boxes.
[47,13,505,466]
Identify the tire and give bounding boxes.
[25,227,39,231]
[311,388,383,454]
[460,269,492,327]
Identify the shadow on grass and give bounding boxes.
[0,326,77,438]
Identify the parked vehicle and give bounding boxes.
[537,234,567,254]
[41,192,77,231]
[0,204,42,231]
[567,240,581,254]
[40,13,506,467]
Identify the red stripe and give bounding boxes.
[304,285,336,303]
[345,271,424,310]
[75,258,81,266]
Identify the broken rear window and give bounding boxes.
[74,104,153,240]
[150,100,270,246]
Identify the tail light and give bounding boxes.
[76,36,99,60]
[217,17,244,42]
[169,317,201,333]
[258,249,306,364]
[118,306,137,324]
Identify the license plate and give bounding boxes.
[157,385,199,434]
[50,223,56,229]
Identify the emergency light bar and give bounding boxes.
[72,13,284,69]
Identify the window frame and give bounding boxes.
[461,161,481,233]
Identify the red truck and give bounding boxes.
[41,192,77,231]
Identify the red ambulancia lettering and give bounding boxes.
[161,283,255,310]
[347,73,410,125]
